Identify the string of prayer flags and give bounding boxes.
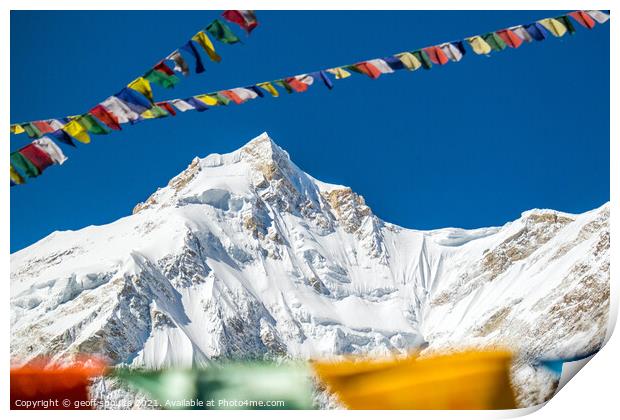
[206,19,241,44]
[10,10,610,187]
[222,10,259,34]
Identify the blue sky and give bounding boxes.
[10,10,610,252]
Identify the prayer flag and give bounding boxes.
[215,92,231,105]
[440,43,465,62]
[170,99,196,112]
[496,29,523,48]
[191,31,221,62]
[538,18,568,37]
[128,77,154,102]
[47,119,66,130]
[180,41,206,74]
[166,50,190,76]
[246,86,264,98]
[424,46,449,65]
[511,26,533,43]
[115,88,152,114]
[10,165,25,185]
[195,94,219,106]
[366,59,395,74]
[220,90,244,104]
[467,36,492,55]
[19,143,54,173]
[222,10,258,34]
[11,124,25,135]
[354,62,382,79]
[525,22,547,41]
[77,114,111,135]
[318,71,334,90]
[90,105,122,131]
[32,121,55,136]
[286,75,314,92]
[101,96,141,124]
[257,82,279,97]
[483,32,507,51]
[33,137,68,165]
[586,10,610,24]
[185,97,210,112]
[11,152,40,178]
[48,129,76,147]
[556,16,576,35]
[156,101,177,116]
[395,52,422,70]
[274,80,294,94]
[145,68,180,89]
[22,123,43,139]
[413,50,433,69]
[569,11,596,29]
[63,120,91,144]
[206,19,241,44]
[327,67,352,79]
[382,56,405,70]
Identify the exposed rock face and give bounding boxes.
[10,133,610,407]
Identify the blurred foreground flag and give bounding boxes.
[10,357,107,410]
[312,349,516,409]
[116,362,314,409]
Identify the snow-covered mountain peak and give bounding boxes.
[10,132,609,408]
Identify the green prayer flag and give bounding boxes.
[145,69,180,89]
[77,114,111,135]
[274,80,293,94]
[556,16,576,34]
[115,362,314,410]
[10,152,40,178]
[483,32,507,51]
[206,19,241,44]
[150,105,169,118]
[22,123,42,139]
[413,50,433,69]
[215,93,231,105]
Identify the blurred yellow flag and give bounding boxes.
[538,18,568,37]
[468,36,492,55]
[327,67,352,79]
[128,77,153,101]
[63,120,90,144]
[192,31,221,62]
[195,94,219,106]
[312,349,516,410]
[396,52,422,71]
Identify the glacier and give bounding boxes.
[10,132,610,407]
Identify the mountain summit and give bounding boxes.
[10,133,609,407]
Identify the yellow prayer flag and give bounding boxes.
[192,31,221,62]
[195,94,219,106]
[313,349,516,410]
[327,67,352,79]
[11,124,25,135]
[467,36,492,55]
[257,82,279,97]
[141,110,155,119]
[63,120,91,144]
[396,52,422,71]
[538,18,567,37]
[128,77,154,102]
[10,165,25,185]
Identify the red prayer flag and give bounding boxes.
[496,29,523,48]
[19,144,54,172]
[222,10,258,34]
[423,46,449,65]
[11,357,107,410]
[90,105,122,131]
[569,11,596,29]
[284,78,310,93]
[156,101,177,116]
[355,62,382,79]
[154,61,175,76]
[32,121,55,135]
[220,90,245,104]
